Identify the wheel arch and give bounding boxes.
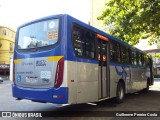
[115,78,126,104]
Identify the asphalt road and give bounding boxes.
[0,80,160,120]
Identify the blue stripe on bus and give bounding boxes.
[110,62,146,69]
[12,85,68,104]
[66,57,98,64]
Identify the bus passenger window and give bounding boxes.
[144,55,150,67]
[110,42,121,63]
[121,46,129,64]
[72,24,96,59]
[131,50,136,65]
[134,52,137,65]
[72,29,83,56]
[139,53,142,66]
[110,43,113,61]
[136,52,139,66]
[141,54,145,67]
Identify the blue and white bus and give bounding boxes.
[12,14,153,104]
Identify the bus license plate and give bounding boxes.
[26,77,38,83]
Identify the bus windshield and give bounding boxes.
[18,19,59,49]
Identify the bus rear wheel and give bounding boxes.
[115,82,125,104]
[143,78,150,92]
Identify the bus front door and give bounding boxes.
[98,39,110,99]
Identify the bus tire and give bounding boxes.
[143,78,150,92]
[115,82,125,104]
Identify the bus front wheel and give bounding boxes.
[115,82,125,104]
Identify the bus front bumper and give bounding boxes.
[12,84,68,104]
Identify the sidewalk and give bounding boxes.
[0,76,4,83]
[0,79,12,84]
[150,79,160,91]
[154,78,160,81]
[0,75,9,80]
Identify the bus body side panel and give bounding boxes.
[110,63,147,97]
[108,65,117,98]
[65,16,78,104]
[66,61,78,104]
[130,67,148,93]
[110,62,149,96]
[109,64,131,98]
[76,62,98,103]
[66,61,98,104]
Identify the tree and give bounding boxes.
[97,0,160,45]
[0,42,2,48]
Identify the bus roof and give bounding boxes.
[17,14,147,55]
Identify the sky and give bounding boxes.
[0,0,90,31]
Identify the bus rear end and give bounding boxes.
[12,15,68,104]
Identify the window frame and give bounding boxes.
[72,23,97,60]
[2,30,6,35]
[15,17,62,53]
[110,41,121,63]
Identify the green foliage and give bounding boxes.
[154,74,160,78]
[97,0,160,45]
[0,42,2,48]
[153,53,160,59]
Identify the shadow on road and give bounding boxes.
[40,90,160,111]
[36,90,160,117]
[1,80,160,117]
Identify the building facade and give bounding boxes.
[90,0,108,31]
[144,48,160,75]
[0,26,16,76]
[135,40,160,75]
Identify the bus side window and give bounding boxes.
[121,46,129,64]
[144,55,150,67]
[110,41,120,63]
[141,54,145,67]
[128,48,132,64]
[72,28,83,56]
[115,43,121,63]
[134,52,137,66]
[139,53,142,66]
[84,32,96,59]
[72,24,96,59]
[90,33,96,59]
[131,50,135,65]
[136,52,139,66]
[110,42,113,61]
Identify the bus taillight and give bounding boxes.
[54,57,64,88]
